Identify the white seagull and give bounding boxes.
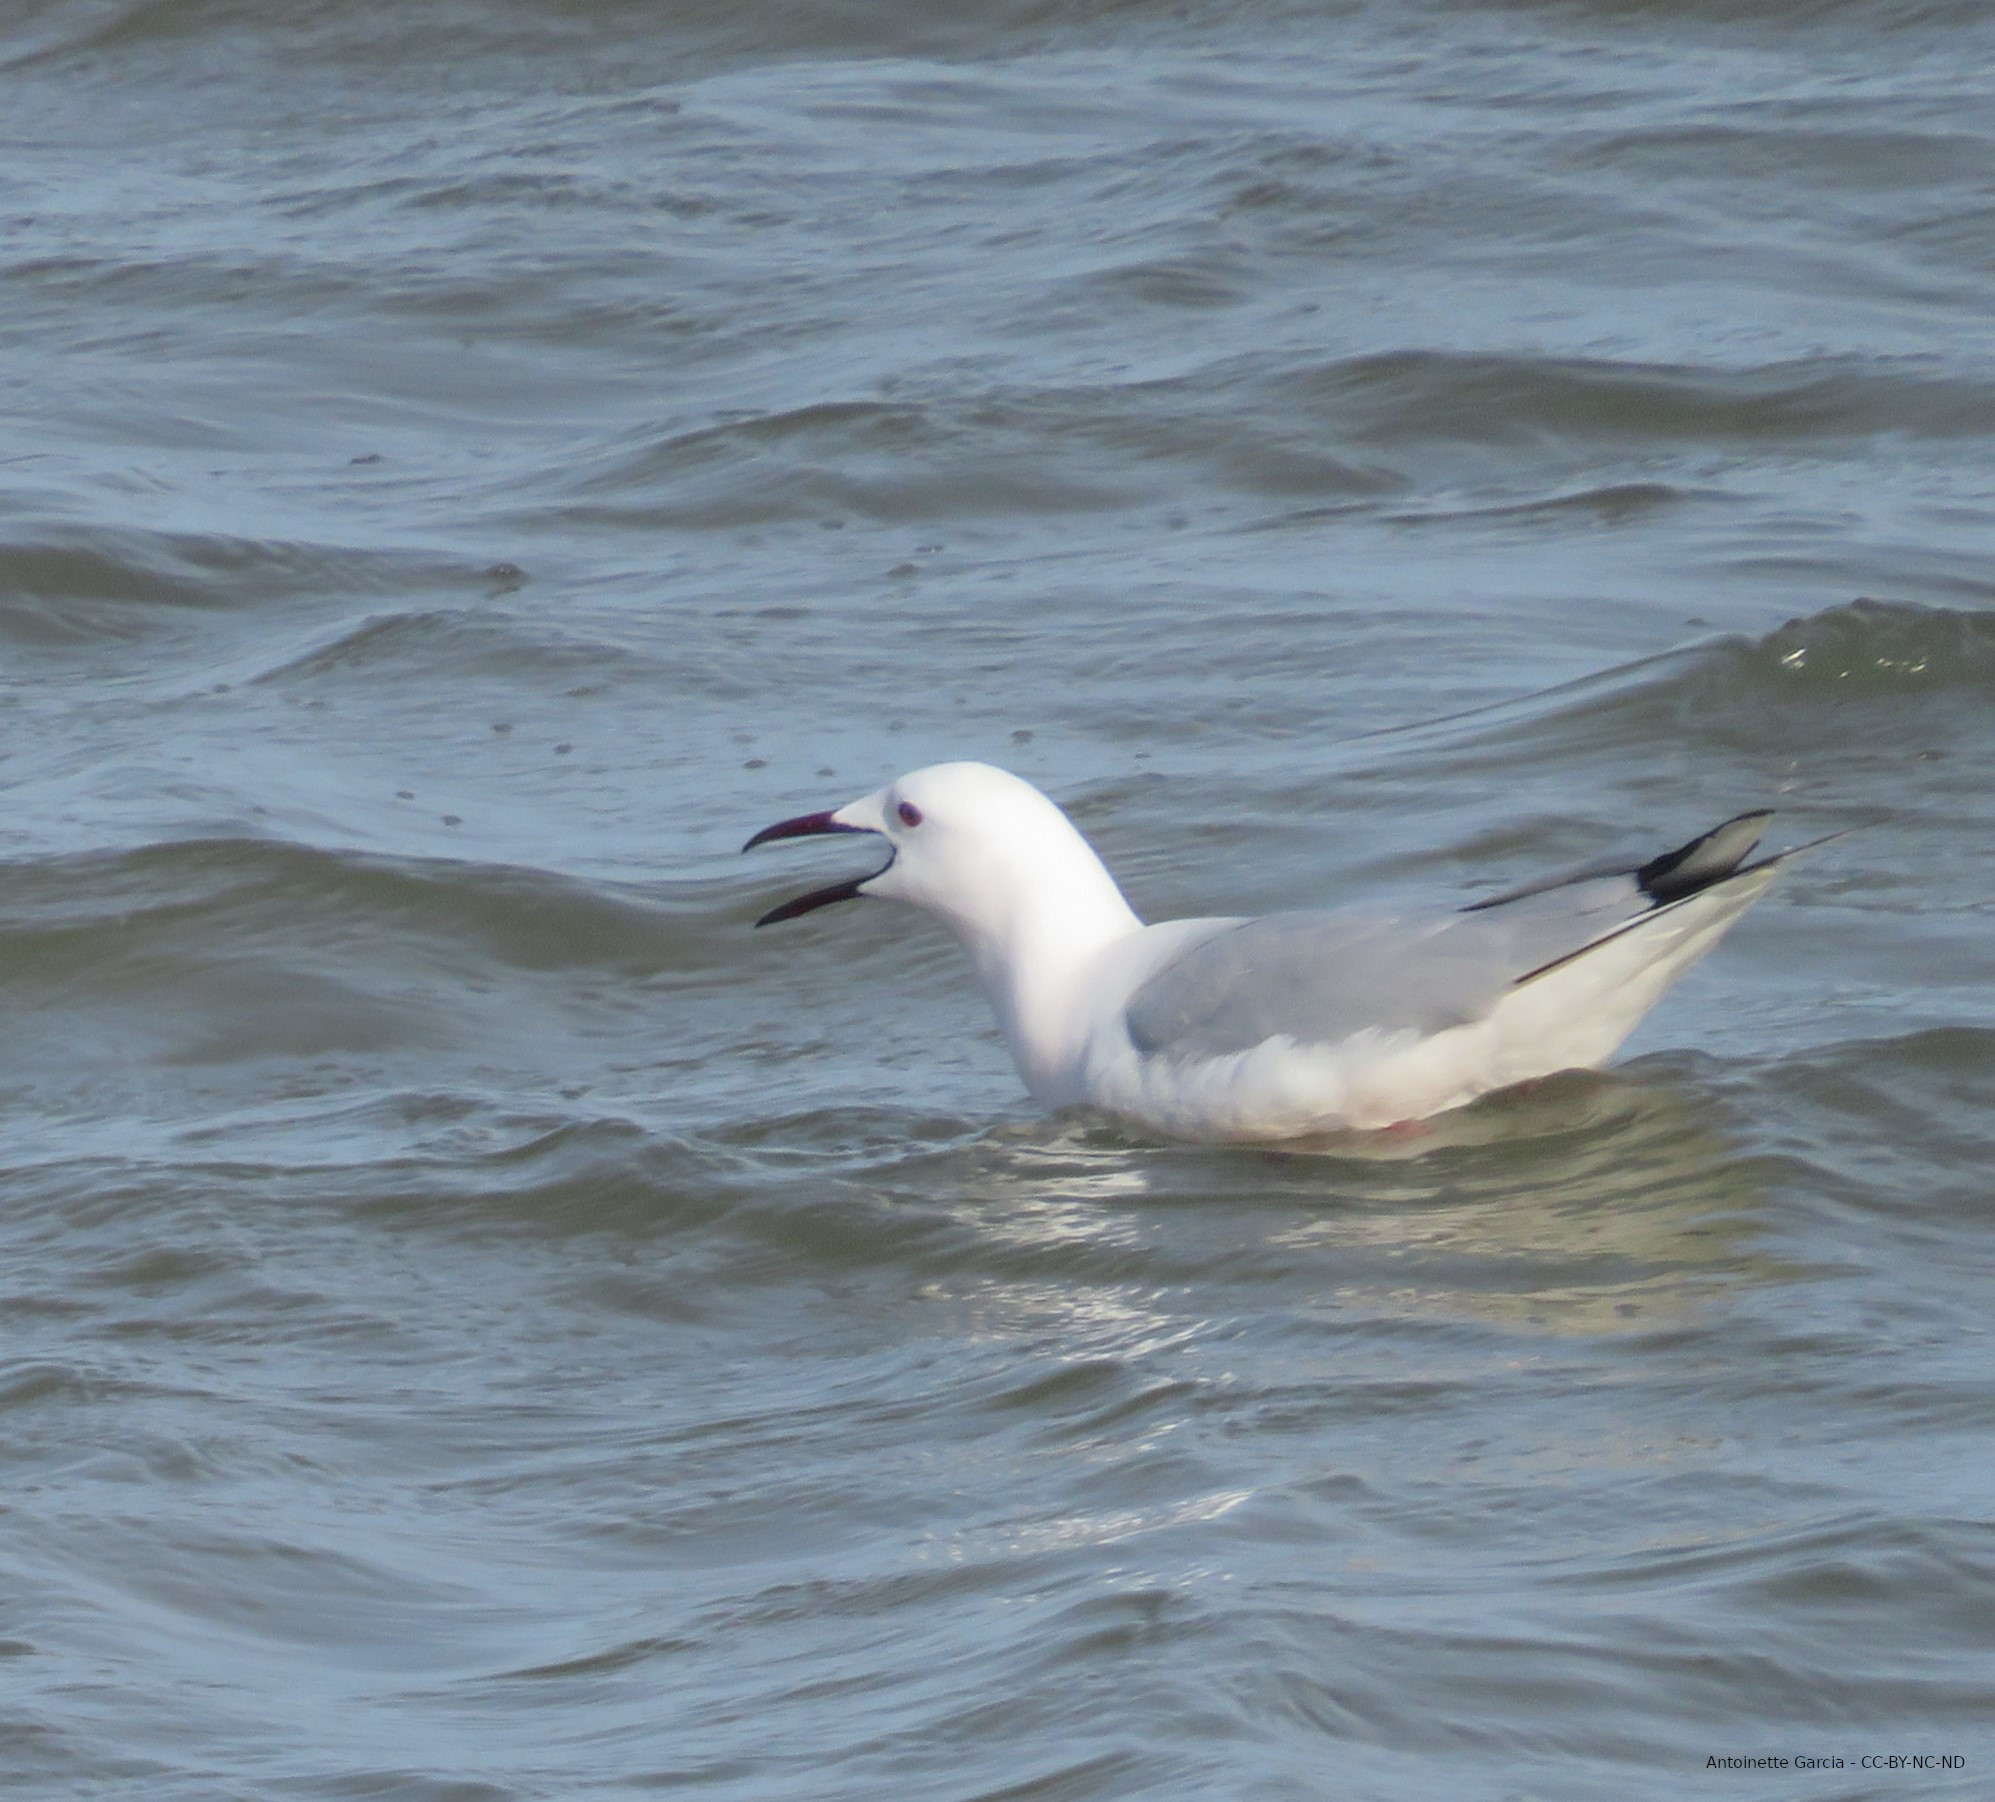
[745,762,1813,1141]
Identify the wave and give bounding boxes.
[1752,598,1995,694]
[540,399,1146,531]
[1329,598,1995,796]
[244,608,658,688]
[1282,349,1995,449]
[1740,1025,1995,1193]
[0,527,489,650]
[0,0,1172,85]
[519,338,1994,536]
[0,835,729,977]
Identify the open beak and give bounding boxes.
[742,809,888,928]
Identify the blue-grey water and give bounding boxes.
[5,1,1995,1796]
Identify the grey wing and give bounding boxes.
[1123,887,1633,1059]
[1122,810,1778,1061]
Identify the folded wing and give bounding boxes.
[1123,811,1775,1060]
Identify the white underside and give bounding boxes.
[1064,867,1777,1141]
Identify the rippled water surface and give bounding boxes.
[5,0,1995,1795]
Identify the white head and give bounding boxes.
[747,761,1146,1102]
[744,761,1139,953]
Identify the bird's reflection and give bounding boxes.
[879,1060,1779,1340]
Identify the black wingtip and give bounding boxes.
[1637,809,1773,905]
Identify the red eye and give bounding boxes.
[897,801,923,827]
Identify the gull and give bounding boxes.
[745,761,1816,1141]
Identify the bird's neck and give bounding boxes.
[947,848,1143,1104]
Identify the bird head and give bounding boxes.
[743,761,1123,939]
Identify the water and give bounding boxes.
[4,0,1994,1795]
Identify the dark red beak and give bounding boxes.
[742,810,870,852]
[743,810,885,928]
